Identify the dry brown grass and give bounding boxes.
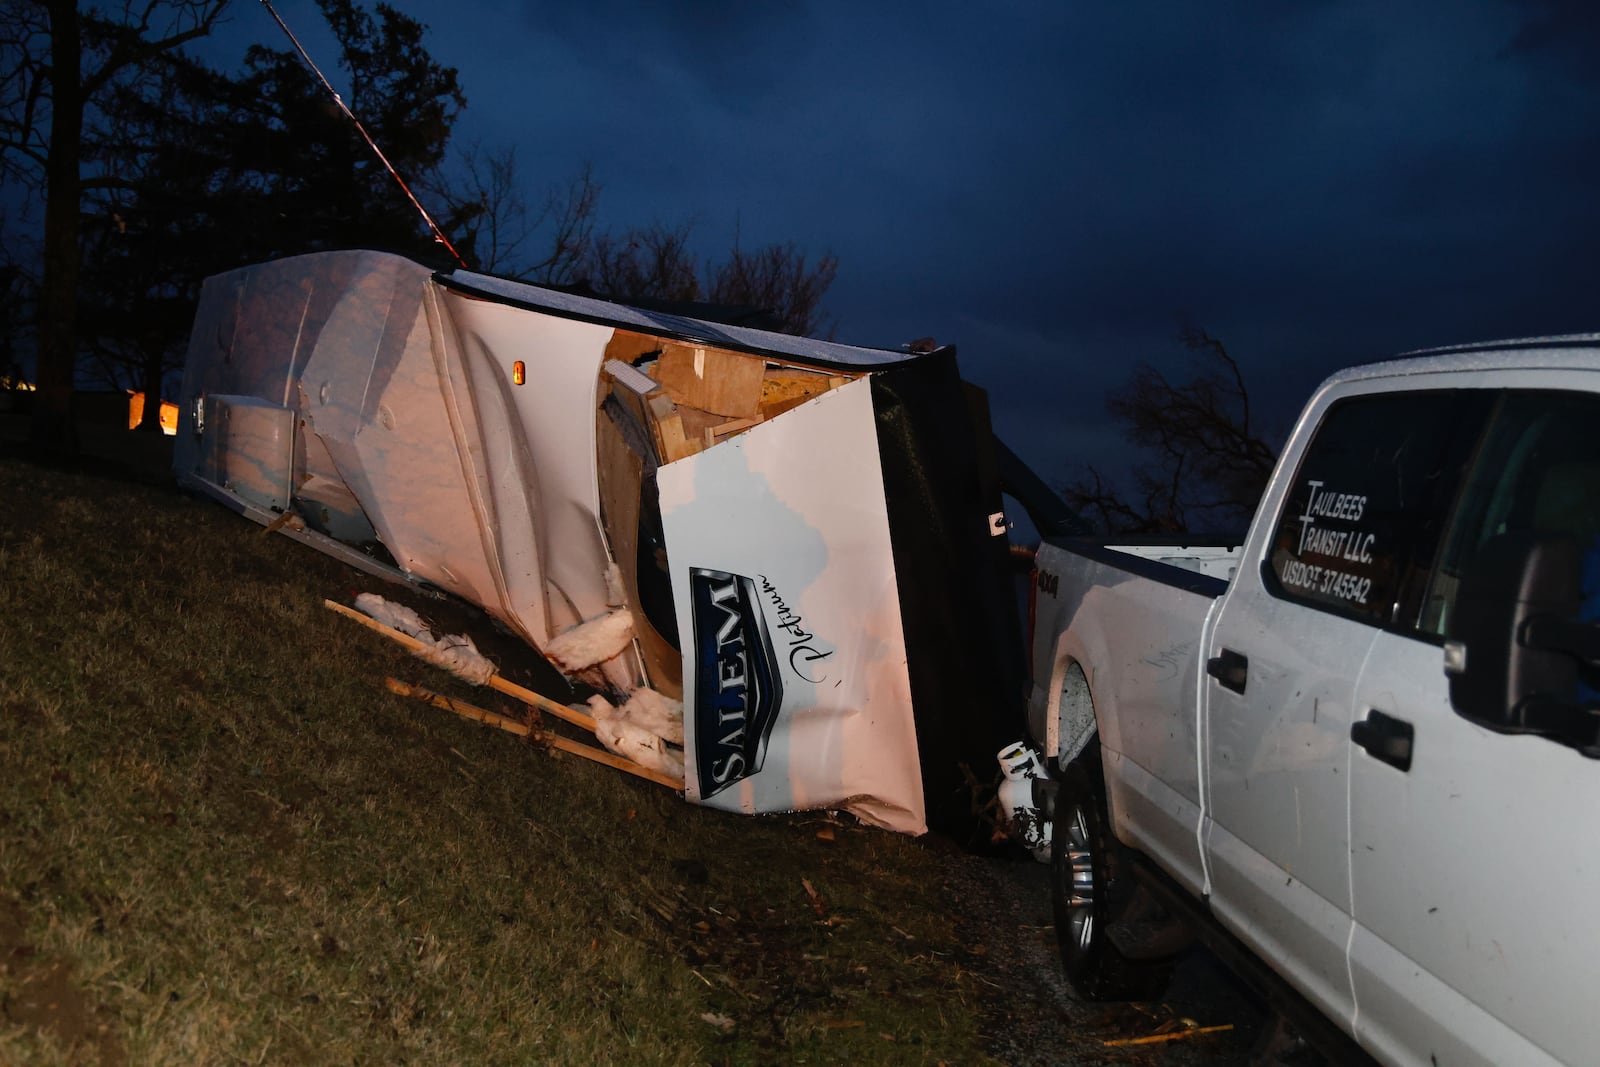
[0,446,996,1066]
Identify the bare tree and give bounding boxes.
[576,221,703,305]
[709,236,837,338]
[0,0,227,450]
[437,149,601,283]
[1063,328,1278,534]
[443,160,840,337]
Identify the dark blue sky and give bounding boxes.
[207,0,1600,487]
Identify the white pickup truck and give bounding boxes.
[1025,336,1600,1066]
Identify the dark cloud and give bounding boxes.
[503,1,816,110]
[196,0,1600,487]
[1499,0,1600,77]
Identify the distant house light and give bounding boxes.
[129,391,179,435]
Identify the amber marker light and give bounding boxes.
[512,360,526,385]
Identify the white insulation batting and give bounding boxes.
[353,593,496,686]
[546,609,635,673]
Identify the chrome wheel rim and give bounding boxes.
[1061,802,1097,951]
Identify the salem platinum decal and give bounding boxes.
[689,567,785,798]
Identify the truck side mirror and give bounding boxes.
[1445,532,1600,756]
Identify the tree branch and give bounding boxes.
[80,2,227,98]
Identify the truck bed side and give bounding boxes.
[1028,538,1230,896]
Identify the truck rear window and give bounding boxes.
[1266,390,1490,628]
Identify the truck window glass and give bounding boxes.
[1266,390,1488,629]
[1420,391,1600,636]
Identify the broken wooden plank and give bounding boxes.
[322,598,597,733]
[675,404,737,451]
[647,393,699,462]
[261,509,304,536]
[654,343,765,419]
[384,677,684,791]
[706,416,758,447]
[1102,1024,1234,1048]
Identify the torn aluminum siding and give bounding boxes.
[174,249,1025,836]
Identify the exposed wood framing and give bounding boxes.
[322,598,597,733]
[759,370,839,419]
[654,342,766,419]
[648,393,697,462]
[384,677,684,791]
[601,331,860,462]
[589,331,865,698]
[705,416,758,449]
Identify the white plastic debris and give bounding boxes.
[353,592,496,686]
[546,608,635,672]
[588,695,686,780]
[621,687,685,746]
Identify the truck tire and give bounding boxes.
[1051,749,1176,1000]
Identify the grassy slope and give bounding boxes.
[0,452,993,1066]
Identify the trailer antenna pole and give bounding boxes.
[256,0,467,268]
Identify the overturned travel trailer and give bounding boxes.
[174,249,1027,837]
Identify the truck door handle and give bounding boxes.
[1206,649,1248,694]
[1351,710,1414,772]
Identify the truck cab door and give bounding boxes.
[1203,387,1487,1038]
[1347,384,1600,1067]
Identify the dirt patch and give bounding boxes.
[0,896,126,1066]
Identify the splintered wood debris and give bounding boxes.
[382,677,684,791]
[596,331,857,469]
[1102,1020,1235,1047]
[325,598,684,790]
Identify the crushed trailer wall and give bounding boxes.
[174,249,1025,836]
